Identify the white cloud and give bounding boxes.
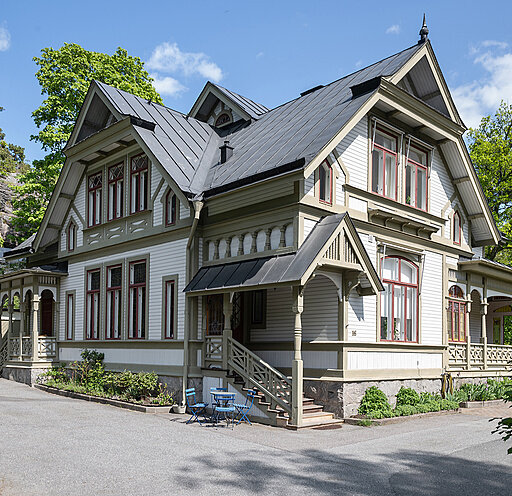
[146,42,223,82]
[452,42,512,128]
[0,25,11,52]
[151,74,186,97]
[386,24,400,35]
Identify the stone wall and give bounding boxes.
[158,375,202,404]
[2,365,48,385]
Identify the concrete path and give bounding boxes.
[0,378,511,496]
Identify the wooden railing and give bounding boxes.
[0,337,7,370]
[204,335,223,364]
[226,335,292,415]
[448,338,512,370]
[8,336,57,361]
[38,337,57,359]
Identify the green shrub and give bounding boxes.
[394,404,417,416]
[358,386,391,416]
[80,349,105,365]
[396,387,420,407]
[439,399,459,410]
[367,408,394,419]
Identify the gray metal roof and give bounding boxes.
[210,83,270,119]
[4,233,35,258]
[92,44,421,197]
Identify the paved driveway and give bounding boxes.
[0,378,511,496]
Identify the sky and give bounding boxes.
[0,0,511,164]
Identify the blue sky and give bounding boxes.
[0,0,511,163]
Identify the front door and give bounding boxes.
[206,295,224,336]
[231,292,244,343]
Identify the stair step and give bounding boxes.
[288,418,344,430]
[302,411,335,420]
[303,404,324,413]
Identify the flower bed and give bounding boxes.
[36,349,175,407]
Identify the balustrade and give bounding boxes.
[448,341,512,370]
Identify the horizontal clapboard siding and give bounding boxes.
[336,116,367,191]
[430,147,453,218]
[347,351,443,370]
[303,218,317,241]
[470,291,482,342]
[421,251,443,345]
[304,173,315,196]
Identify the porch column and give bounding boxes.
[19,302,25,360]
[222,293,233,371]
[481,298,488,369]
[291,286,304,427]
[31,294,40,362]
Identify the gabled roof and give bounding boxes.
[207,83,270,119]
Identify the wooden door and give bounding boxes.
[206,295,224,336]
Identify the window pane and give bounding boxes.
[381,283,393,340]
[417,167,427,210]
[394,285,405,341]
[108,266,122,288]
[406,287,417,342]
[88,271,100,291]
[372,149,383,194]
[400,260,417,285]
[409,148,426,165]
[382,258,399,281]
[405,163,413,206]
[385,153,396,199]
[166,281,174,338]
[131,262,146,284]
[375,131,396,152]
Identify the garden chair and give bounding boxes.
[213,393,236,429]
[185,388,208,425]
[234,389,257,425]
[210,387,227,423]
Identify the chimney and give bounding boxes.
[219,140,234,164]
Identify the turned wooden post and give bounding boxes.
[291,286,304,427]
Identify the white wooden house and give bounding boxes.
[1,23,511,426]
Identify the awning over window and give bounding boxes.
[184,213,383,295]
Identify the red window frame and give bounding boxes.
[130,154,148,214]
[105,264,122,340]
[108,163,124,221]
[164,279,175,339]
[453,211,461,245]
[128,260,146,339]
[371,127,398,201]
[448,285,466,342]
[86,269,100,340]
[318,160,333,205]
[65,293,74,340]
[380,256,419,343]
[67,222,76,252]
[405,145,428,211]
[87,172,102,227]
[165,190,177,226]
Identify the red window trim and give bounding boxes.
[86,269,100,340]
[67,222,75,252]
[448,300,467,342]
[406,144,429,212]
[105,264,122,340]
[108,163,124,221]
[65,293,74,340]
[318,160,333,205]
[453,211,461,245]
[130,154,148,215]
[87,172,102,227]
[380,256,419,343]
[165,190,177,226]
[164,279,175,339]
[372,127,399,201]
[128,260,147,340]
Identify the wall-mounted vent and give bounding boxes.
[220,140,234,164]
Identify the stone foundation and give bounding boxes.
[2,365,49,385]
[154,375,202,403]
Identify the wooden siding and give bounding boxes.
[256,350,338,370]
[347,351,443,370]
[251,287,294,342]
[304,173,315,197]
[469,291,482,342]
[303,218,317,240]
[430,147,453,219]
[336,116,368,191]
[421,251,443,345]
[335,162,345,206]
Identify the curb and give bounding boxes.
[34,384,173,413]
[343,409,461,426]
[459,399,506,409]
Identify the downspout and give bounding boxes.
[182,196,204,406]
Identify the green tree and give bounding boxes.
[0,107,27,175]
[11,44,162,243]
[468,102,512,264]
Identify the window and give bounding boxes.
[447,285,466,342]
[88,172,102,227]
[106,265,122,339]
[165,190,177,226]
[372,128,398,200]
[67,222,76,252]
[130,154,148,214]
[380,257,418,342]
[215,113,231,127]
[318,160,332,204]
[453,211,461,245]
[108,163,124,220]
[164,280,175,339]
[405,146,428,211]
[251,290,266,326]
[86,269,100,339]
[129,260,146,339]
[65,293,74,340]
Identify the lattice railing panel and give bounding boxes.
[21,337,32,357]
[487,344,512,367]
[9,337,20,358]
[38,337,57,359]
[0,338,7,369]
[204,336,223,362]
[448,343,467,365]
[470,344,484,365]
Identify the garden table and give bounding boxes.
[211,392,236,427]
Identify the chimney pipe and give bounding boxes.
[220,140,234,164]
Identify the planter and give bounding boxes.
[172,404,186,414]
[459,399,506,409]
[344,409,461,426]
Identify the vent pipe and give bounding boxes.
[220,140,234,164]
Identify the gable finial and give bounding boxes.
[419,13,429,44]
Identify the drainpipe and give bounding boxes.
[182,196,204,406]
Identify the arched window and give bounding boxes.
[165,190,177,226]
[67,221,76,252]
[448,285,466,342]
[215,113,231,127]
[453,211,461,245]
[318,160,332,204]
[380,256,418,342]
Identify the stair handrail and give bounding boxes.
[226,336,292,415]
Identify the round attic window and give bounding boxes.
[215,113,231,127]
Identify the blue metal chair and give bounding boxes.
[210,387,227,423]
[185,388,208,425]
[212,392,236,429]
[234,390,257,425]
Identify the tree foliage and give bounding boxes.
[0,107,27,176]
[11,44,162,243]
[468,102,512,264]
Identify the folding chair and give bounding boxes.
[185,388,208,425]
[234,389,257,425]
[210,387,227,422]
[214,393,236,429]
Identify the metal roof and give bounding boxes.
[209,83,270,119]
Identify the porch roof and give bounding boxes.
[184,213,383,295]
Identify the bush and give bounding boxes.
[396,387,420,407]
[358,386,392,416]
[394,404,417,416]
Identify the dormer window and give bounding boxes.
[165,190,177,226]
[371,128,398,201]
[318,160,332,204]
[453,211,461,245]
[67,221,76,252]
[88,172,102,227]
[130,154,148,214]
[405,146,428,211]
[215,113,231,127]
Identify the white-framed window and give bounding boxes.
[129,260,146,339]
[371,128,398,200]
[106,265,122,339]
[88,172,102,227]
[108,163,124,220]
[130,154,148,214]
[405,145,428,211]
[447,285,466,342]
[165,190,177,226]
[86,269,100,340]
[318,160,332,204]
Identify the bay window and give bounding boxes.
[380,257,418,342]
[447,285,466,342]
[165,190,177,226]
[164,279,175,339]
[88,172,102,227]
[372,129,398,200]
[130,154,148,213]
[405,146,428,210]
[106,265,122,339]
[108,163,124,220]
[318,160,332,204]
[129,260,146,339]
[86,269,100,339]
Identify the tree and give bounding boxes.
[0,107,27,176]
[11,44,162,243]
[468,102,512,264]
